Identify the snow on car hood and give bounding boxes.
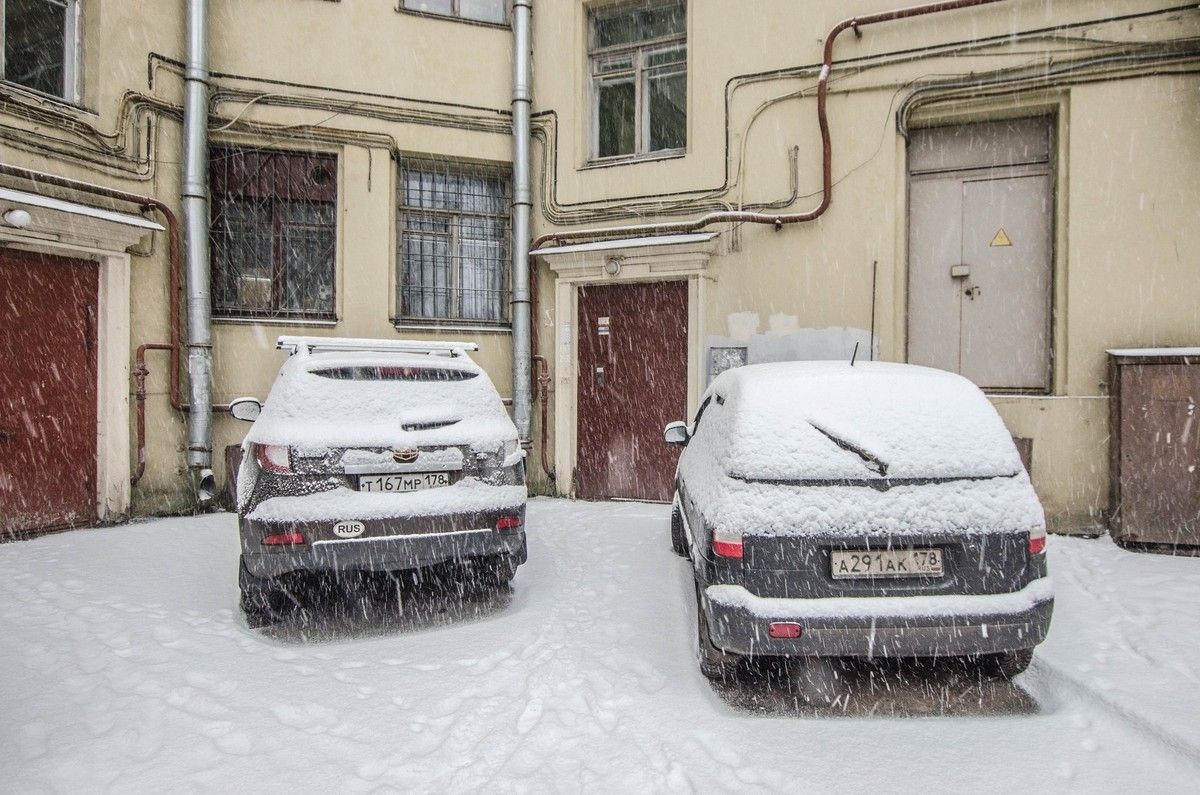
[245,351,517,451]
[717,361,1023,482]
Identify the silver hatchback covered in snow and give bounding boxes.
[665,361,1053,687]
[230,337,527,626]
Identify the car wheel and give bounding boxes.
[670,500,689,558]
[238,556,290,628]
[786,657,844,706]
[695,581,743,682]
[979,648,1035,679]
[476,553,519,590]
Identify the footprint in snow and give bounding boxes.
[517,698,543,735]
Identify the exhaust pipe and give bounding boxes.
[182,0,215,506]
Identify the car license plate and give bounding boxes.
[830,548,944,579]
[357,472,451,493]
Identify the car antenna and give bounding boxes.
[850,341,860,367]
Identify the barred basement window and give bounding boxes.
[1,0,82,101]
[589,0,686,161]
[210,147,338,321]
[397,159,512,326]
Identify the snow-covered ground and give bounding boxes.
[2,499,1199,792]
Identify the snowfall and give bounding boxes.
[2,499,1199,793]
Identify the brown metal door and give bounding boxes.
[0,248,99,536]
[577,281,687,502]
[1119,364,1200,545]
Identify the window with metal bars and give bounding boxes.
[396,159,512,327]
[209,146,338,321]
[589,0,687,161]
[1,0,81,101]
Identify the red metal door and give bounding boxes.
[576,280,687,501]
[0,249,99,536]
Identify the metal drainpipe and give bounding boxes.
[182,0,216,504]
[510,0,534,448]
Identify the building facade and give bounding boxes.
[1,0,1198,535]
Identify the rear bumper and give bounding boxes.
[703,578,1054,658]
[241,510,527,579]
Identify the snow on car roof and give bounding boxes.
[708,361,1023,482]
[245,350,516,450]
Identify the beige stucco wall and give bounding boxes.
[2,0,1197,529]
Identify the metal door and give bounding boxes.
[576,281,688,502]
[1118,363,1200,545]
[0,248,99,536]
[908,119,1054,391]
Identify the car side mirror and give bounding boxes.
[229,397,262,422]
[663,421,689,445]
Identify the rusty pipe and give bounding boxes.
[132,343,173,485]
[527,0,1005,249]
[531,354,553,480]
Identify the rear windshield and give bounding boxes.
[310,366,478,382]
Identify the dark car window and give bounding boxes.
[310,366,478,382]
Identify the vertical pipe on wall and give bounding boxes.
[511,0,534,446]
[182,0,215,503]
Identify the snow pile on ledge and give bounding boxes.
[247,479,526,523]
[247,351,516,451]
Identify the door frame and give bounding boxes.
[897,96,1070,396]
[537,235,718,496]
[0,237,132,526]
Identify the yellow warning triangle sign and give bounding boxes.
[990,228,1013,247]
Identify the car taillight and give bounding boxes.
[255,443,292,474]
[712,527,743,559]
[769,622,803,639]
[497,515,522,531]
[1029,534,1046,555]
[262,532,305,546]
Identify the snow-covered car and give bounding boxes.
[664,361,1053,689]
[229,337,527,627]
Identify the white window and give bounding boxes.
[397,160,512,326]
[589,0,686,161]
[0,0,81,101]
[402,0,507,25]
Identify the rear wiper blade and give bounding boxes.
[808,422,888,476]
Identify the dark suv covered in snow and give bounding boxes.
[231,337,527,626]
[664,362,1053,694]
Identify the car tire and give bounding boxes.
[786,657,844,706]
[980,648,1035,679]
[695,581,743,682]
[477,553,520,590]
[670,500,689,558]
[238,556,289,628]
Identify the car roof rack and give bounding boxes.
[276,336,479,357]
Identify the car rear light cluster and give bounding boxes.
[496,515,522,531]
[254,443,292,474]
[262,532,305,546]
[712,527,743,559]
[1028,533,1047,555]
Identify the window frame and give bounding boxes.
[208,145,340,324]
[395,158,513,330]
[587,0,687,164]
[0,0,82,103]
[398,0,509,28]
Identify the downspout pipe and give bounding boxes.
[182,0,216,504]
[510,0,534,448]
